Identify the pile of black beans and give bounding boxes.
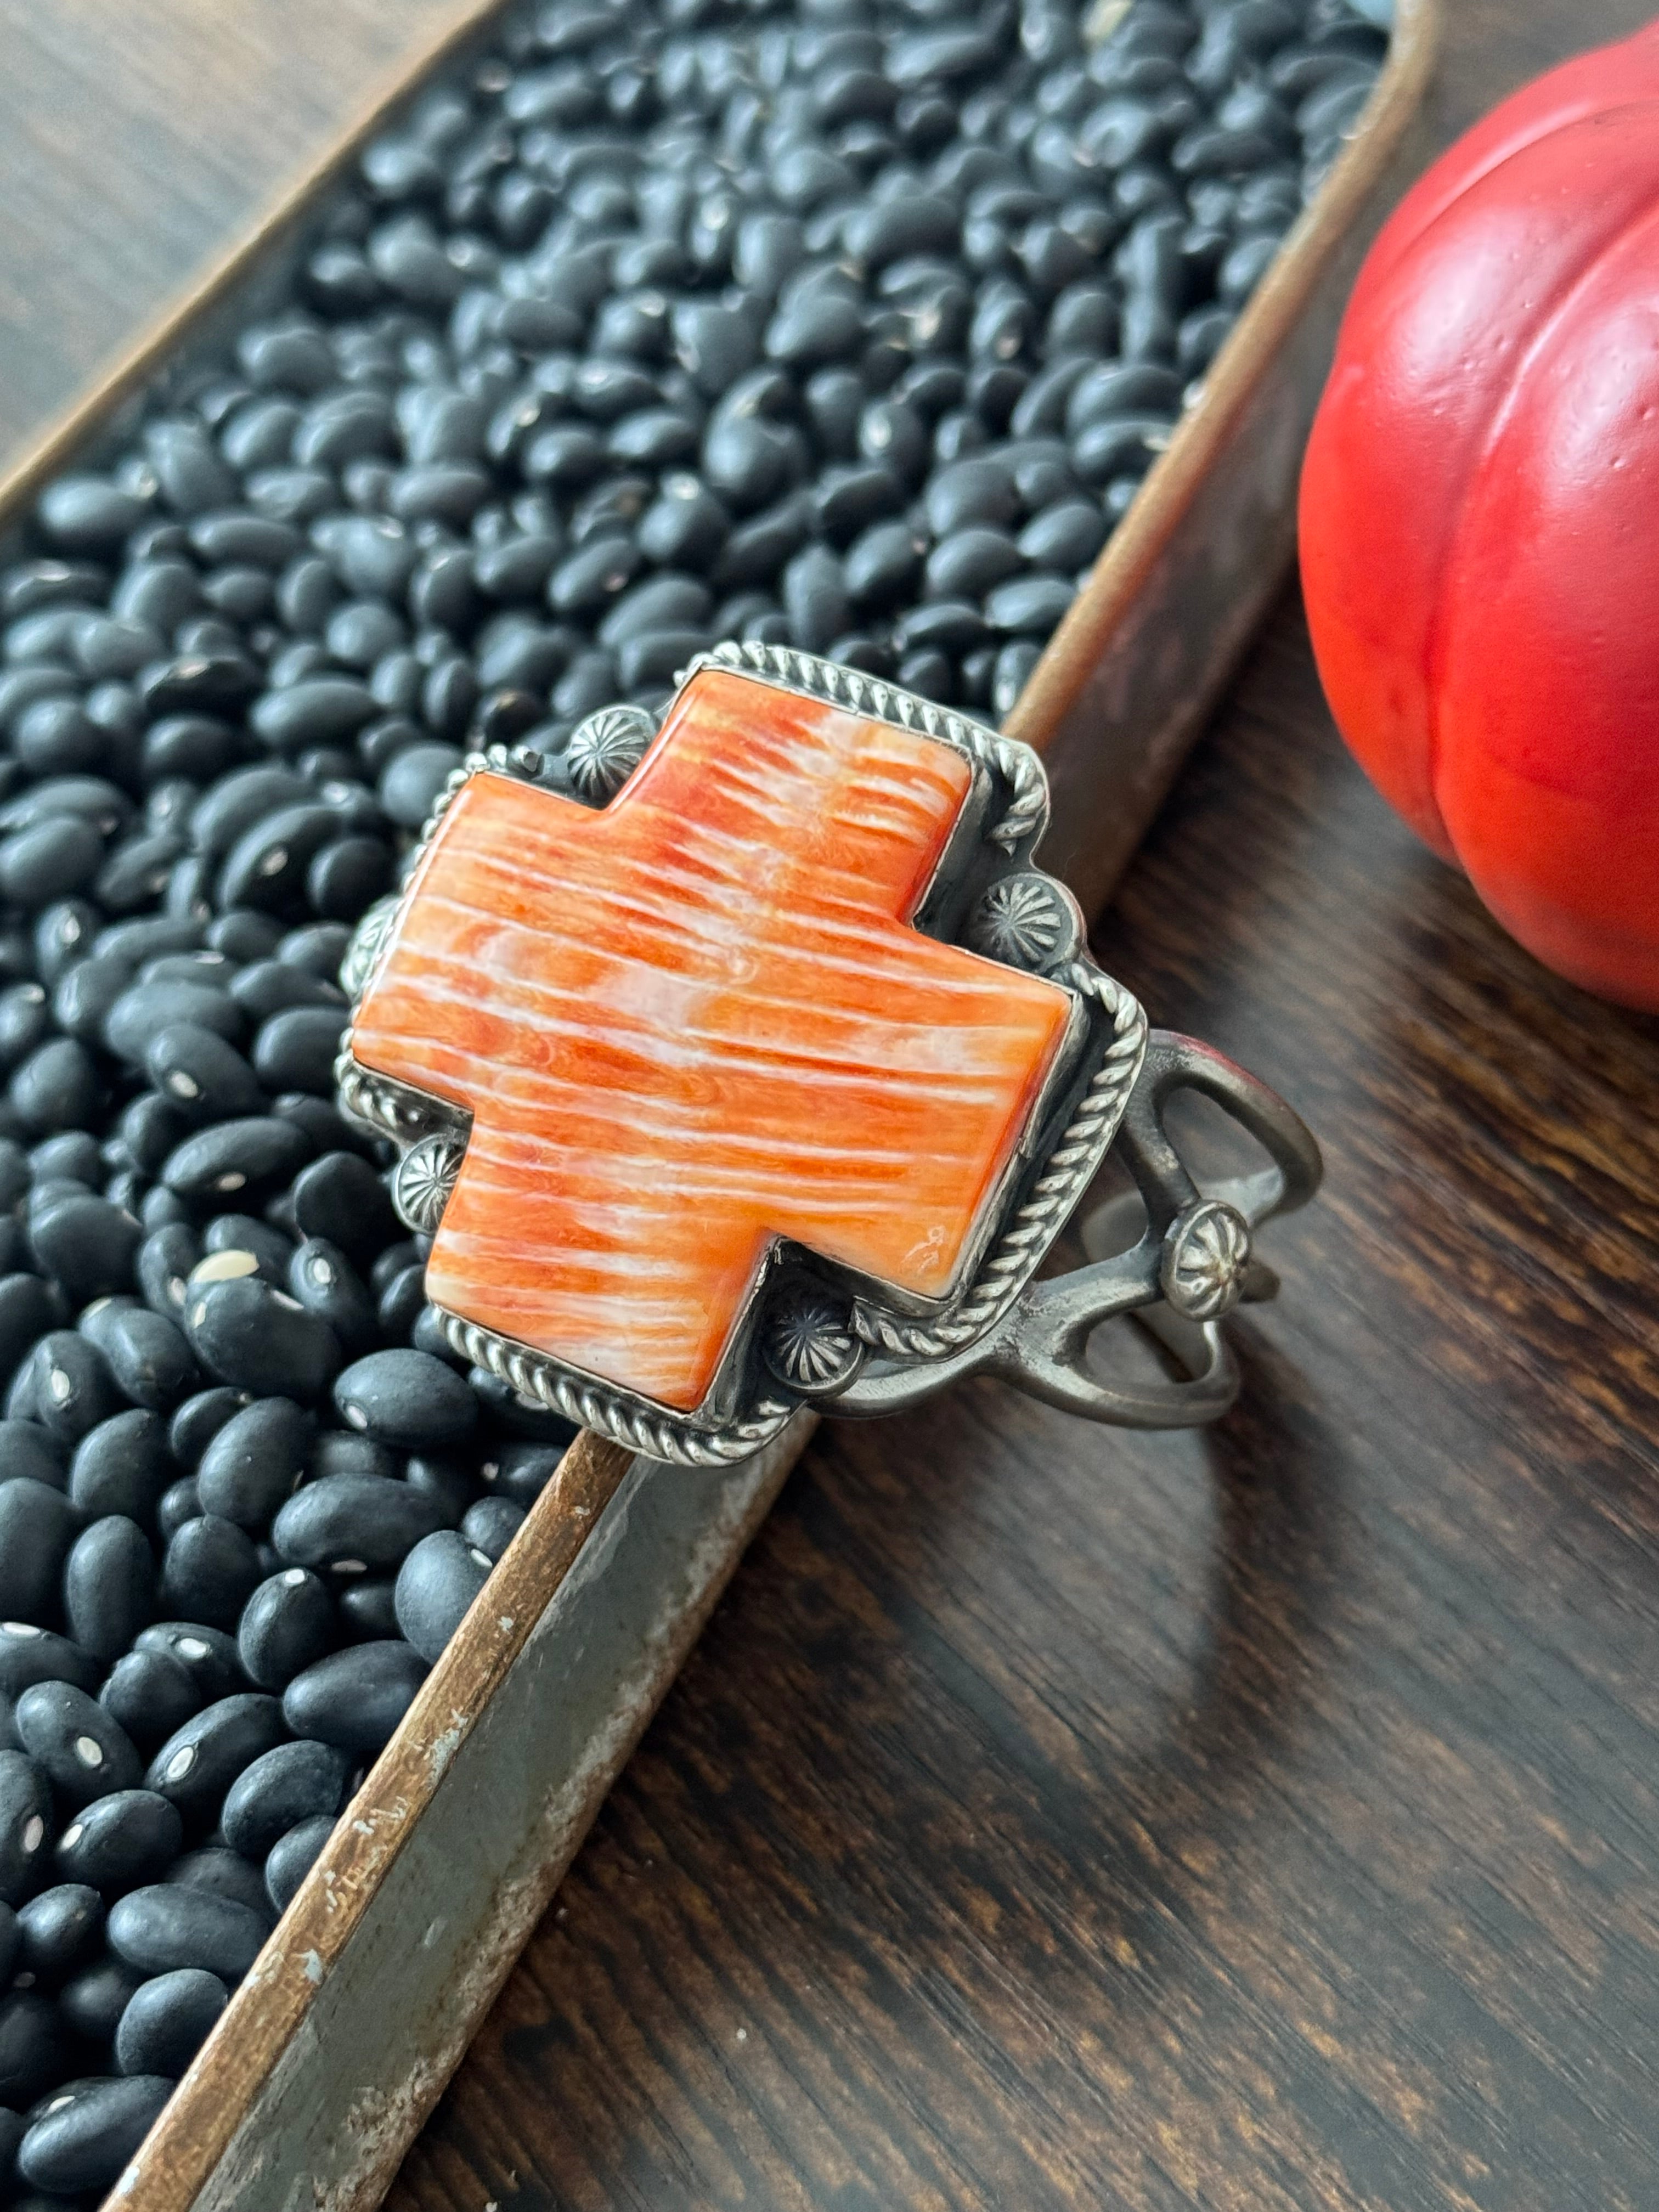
[0,0,1386,2196]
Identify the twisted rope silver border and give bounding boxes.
[437,1313,798,1466]
[696,640,1049,851]
[851,964,1147,1359]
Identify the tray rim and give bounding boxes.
[0,2,1438,2203]
[0,0,1439,768]
[1006,0,1439,759]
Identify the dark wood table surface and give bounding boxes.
[7,2,1659,2205]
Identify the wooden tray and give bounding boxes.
[0,2,1438,2202]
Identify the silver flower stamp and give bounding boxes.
[393,1133,466,1235]
[967,871,1082,972]
[762,1285,866,1396]
[1159,1199,1252,1321]
[566,703,656,804]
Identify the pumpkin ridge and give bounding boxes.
[1351,25,1659,317]
[1417,120,1659,864]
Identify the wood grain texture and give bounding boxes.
[380,5,1659,2209]
[0,0,464,475]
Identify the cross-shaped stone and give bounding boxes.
[351,666,1073,1414]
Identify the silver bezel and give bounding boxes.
[337,644,1148,1465]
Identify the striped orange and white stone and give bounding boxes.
[351,667,1071,1413]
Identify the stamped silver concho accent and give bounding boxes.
[763,1286,866,1397]
[566,703,655,803]
[1160,1199,1251,1321]
[393,1133,467,1235]
[968,871,1083,971]
[336,644,1323,1463]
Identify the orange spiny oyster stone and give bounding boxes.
[351,667,1072,1413]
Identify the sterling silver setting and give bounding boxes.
[336,644,1322,1463]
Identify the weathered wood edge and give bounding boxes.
[1008,0,1440,907]
[0,0,506,539]
[112,1418,817,2209]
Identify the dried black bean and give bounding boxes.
[167,1387,248,1473]
[0,1422,66,1491]
[287,1240,378,1356]
[163,1117,311,1207]
[307,835,393,921]
[60,1953,143,2045]
[106,1882,267,1979]
[460,1496,525,1564]
[1019,496,1107,568]
[34,901,98,986]
[228,960,342,1026]
[270,1471,446,1579]
[54,1790,183,1896]
[217,801,351,914]
[251,1005,347,1096]
[0,1624,100,1701]
[124,1102,194,1190]
[193,1397,309,1528]
[281,1641,427,1754]
[104,980,241,1068]
[0,1481,78,1622]
[97,1649,201,1758]
[63,1519,155,1663]
[131,1622,240,1703]
[69,1411,172,1525]
[925,454,1020,534]
[0,1750,53,1905]
[199,1212,292,1284]
[308,1428,397,1483]
[11,1036,100,1134]
[143,1693,284,1821]
[183,1272,341,1404]
[287,1152,396,1269]
[82,1304,199,1413]
[170,1841,274,1922]
[37,479,149,553]
[334,1348,477,1449]
[15,697,109,780]
[264,1812,336,1914]
[0,1989,66,2104]
[15,1882,103,1987]
[15,1681,143,1805]
[480,1440,568,1509]
[144,1024,263,1124]
[337,1575,401,1638]
[18,2070,174,2192]
[379,741,464,830]
[397,1452,464,1526]
[160,1514,262,1633]
[221,1740,351,1860]
[188,768,304,864]
[393,1531,493,1663]
[113,1967,227,2082]
[236,1568,332,1694]
[711,493,814,589]
[0,984,50,1072]
[29,1193,142,1307]
[0,815,104,909]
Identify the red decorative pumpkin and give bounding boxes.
[1299,24,1659,1007]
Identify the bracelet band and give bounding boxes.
[336,642,1321,1461]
